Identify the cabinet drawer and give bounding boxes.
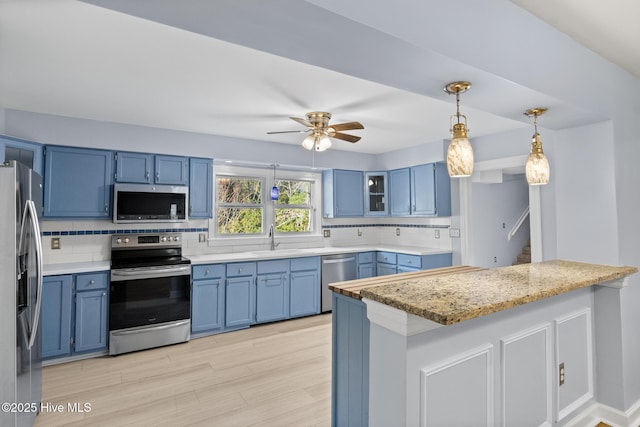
[257,259,289,274]
[290,256,320,272]
[76,272,108,291]
[358,252,374,264]
[226,262,256,277]
[397,254,422,268]
[192,264,225,281]
[376,251,397,264]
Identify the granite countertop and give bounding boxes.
[357,260,638,326]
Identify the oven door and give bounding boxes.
[109,265,191,331]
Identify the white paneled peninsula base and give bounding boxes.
[330,261,637,427]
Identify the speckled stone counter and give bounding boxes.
[358,260,637,325]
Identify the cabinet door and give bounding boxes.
[0,135,44,175]
[389,168,411,216]
[115,152,153,183]
[334,170,364,217]
[189,157,213,218]
[192,278,225,333]
[290,270,319,317]
[256,273,288,323]
[411,164,436,216]
[377,263,397,276]
[357,263,375,279]
[44,146,114,218]
[365,171,388,216]
[155,155,189,185]
[225,276,254,328]
[42,276,73,359]
[74,289,108,353]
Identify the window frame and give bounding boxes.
[212,165,320,239]
[215,174,265,236]
[273,178,314,234]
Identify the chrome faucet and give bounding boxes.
[268,224,280,251]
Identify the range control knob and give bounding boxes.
[124,238,129,244]
[161,236,168,242]
[174,236,180,242]
[115,238,122,244]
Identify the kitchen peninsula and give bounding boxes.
[330,261,637,427]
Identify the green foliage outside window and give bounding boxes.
[274,179,311,233]
[217,177,263,234]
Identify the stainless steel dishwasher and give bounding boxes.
[321,254,357,312]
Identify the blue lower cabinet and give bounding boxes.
[42,275,73,359]
[256,273,289,323]
[42,271,109,359]
[289,257,320,318]
[332,292,369,427]
[74,289,108,353]
[225,262,257,328]
[357,252,376,279]
[192,264,226,333]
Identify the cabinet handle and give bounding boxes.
[205,269,210,275]
[156,171,160,181]
[102,292,106,297]
[412,204,416,211]
[238,268,242,274]
[145,171,150,181]
[104,205,108,214]
[89,280,95,284]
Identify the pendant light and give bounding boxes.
[524,108,550,186]
[270,164,279,201]
[444,81,474,177]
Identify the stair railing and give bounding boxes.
[508,206,530,241]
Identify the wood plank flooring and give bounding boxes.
[34,314,332,427]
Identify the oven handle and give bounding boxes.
[111,265,191,282]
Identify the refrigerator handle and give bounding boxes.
[20,200,43,350]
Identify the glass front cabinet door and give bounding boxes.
[365,172,388,216]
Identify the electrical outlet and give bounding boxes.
[395,227,400,236]
[51,237,61,250]
[198,233,207,243]
[449,228,460,238]
[357,228,362,237]
[559,363,565,386]
[323,229,331,238]
[435,229,440,239]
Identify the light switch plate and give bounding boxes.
[449,228,461,238]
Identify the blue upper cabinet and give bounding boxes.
[389,168,411,216]
[155,155,189,185]
[189,157,213,218]
[44,146,114,218]
[115,152,153,183]
[115,152,188,185]
[322,169,364,218]
[365,171,388,216]
[0,135,44,175]
[390,163,451,217]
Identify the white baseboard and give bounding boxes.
[565,400,640,427]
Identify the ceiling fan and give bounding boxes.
[267,111,364,151]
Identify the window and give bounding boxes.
[214,166,319,237]
[274,179,312,233]
[216,176,263,234]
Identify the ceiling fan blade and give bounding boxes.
[329,132,361,143]
[328,121,364,132]
[266,129,310,134]
[289,116,313,128]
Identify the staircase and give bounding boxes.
[513,240,531,265]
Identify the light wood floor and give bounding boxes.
[34,314,332,427]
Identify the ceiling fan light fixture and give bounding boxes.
[524,108,550,186]
[315,134,332,152]
[444,81,474,178]
[302,134,316,150]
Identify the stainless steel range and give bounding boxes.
[109,233,191,355]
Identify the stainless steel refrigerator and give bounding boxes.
[0,161,43,427]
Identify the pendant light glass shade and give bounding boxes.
[270,164,279,201]
[447,123,474,177]
[524,108,550,186]
[302,133,332,151]
[525,133,550,185]
[444,81,474,178]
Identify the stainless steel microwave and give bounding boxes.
[113,183,188,223]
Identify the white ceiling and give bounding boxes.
[0,0,637,156]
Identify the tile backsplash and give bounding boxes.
[41,216,453,265]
